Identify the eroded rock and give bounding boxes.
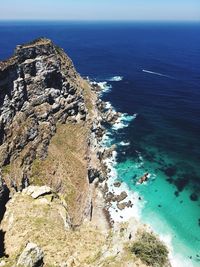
[22,185,52,199]
[113,181,121,188]
[117,202,127,210]
[116,191,128,202]
[17,242,44,267]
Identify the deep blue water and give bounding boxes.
[0,21,200,266]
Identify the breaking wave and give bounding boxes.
[112,113,137,130]
[91,81,112,94]
[108,76,123,82]
[119,141,130,146]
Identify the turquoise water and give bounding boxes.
[115,144,200,266]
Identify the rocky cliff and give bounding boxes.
[0,38,169,267]
[0,38,99,225]
[0,38,87,188]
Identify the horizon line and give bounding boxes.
[0,19,200,23]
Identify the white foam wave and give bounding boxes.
[142,69,171,78]
[104,101,116,112]
[170,252,194,267]
[98,81,112,93]
[91,81,112,93]
[112,113,137,130]
[159,233,195,267]
[108,76,123,82]
[103,150,143,222]
[100,131,113,147]
[108,183,143,223]
[119,141,130,146]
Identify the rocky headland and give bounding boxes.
[0,38,170,267]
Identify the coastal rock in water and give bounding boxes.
[106,192,116,202]
[117,202,127,210]
[17,242,44,267]
[113,181,121,188]
[116,191,128,202]
[126,200,133,208]
[101,145,116,160]
[105,191,128,204]
[104,109,121,124]
[137,173,149,184]
[117,200,133,211]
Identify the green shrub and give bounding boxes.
[130,231,168,267]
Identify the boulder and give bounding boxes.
[88,168,103,184]
[105,192,116,202]
[22,185,52,199]
[104,110,121,124]
[126,200,133,208]
[106,191,128,203]
[102,145,116,159]
[117,202,127,210]
[117,200,133,211]
[17,242,44,267]
[113,181,121,188]
[0,260,6,267]
[116,191,128,202]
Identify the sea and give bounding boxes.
[0,21,200,267]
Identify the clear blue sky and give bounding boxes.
[1,0,200,21]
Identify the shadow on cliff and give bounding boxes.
[0,185,10,257]
[0,231,7,257]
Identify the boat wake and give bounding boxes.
[142,69,171,78]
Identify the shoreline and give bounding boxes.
[89,77,196,267]
[89,77,152,226]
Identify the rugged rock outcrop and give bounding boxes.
[23,185,52,199]
[1,185,71,261]
[17,242,44,267]
[0,185,151,266]
[0,38,87,191]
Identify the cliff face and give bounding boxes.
[0,38,88,188]
[0,38,101,230]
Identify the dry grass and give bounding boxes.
[81,79,94,116]
[2,79,96,224]
[1,193,107,267]
[29,122,90,225]
[22,37,51,48]
[1,192,147,267]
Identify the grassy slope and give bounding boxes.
[30,122,89,225]
[29,78,94,225]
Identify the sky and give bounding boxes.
[0,0,200,21]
